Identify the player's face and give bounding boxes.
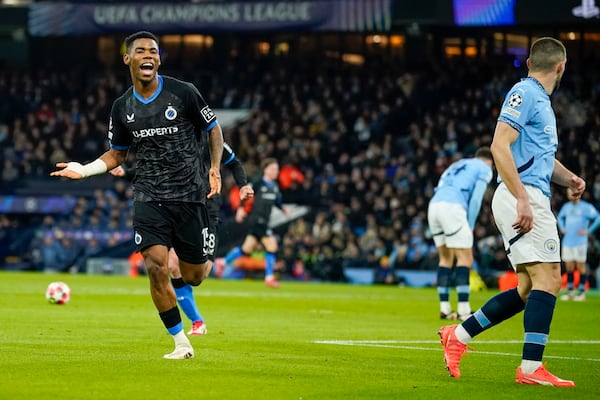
[123,38,161,85]
[264,162,279,181]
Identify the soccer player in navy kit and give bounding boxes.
[218,157,288,287]
[428,147,493,321]
[51,31,223,359]
[557,188,600,301]
[439,37,584,386]
[110,141,253,336]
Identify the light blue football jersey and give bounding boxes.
[497,77,558,197]
[557,200,600,247]
[431,158,493,210]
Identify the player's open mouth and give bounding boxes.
[140,63,154,77]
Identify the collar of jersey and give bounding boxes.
[522,76,548,97]
[262,178,275,187]
[133,75,163,104]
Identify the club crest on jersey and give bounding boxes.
[544,239,558,253]
[508,92,523,108]
[165,106,177,121]
[135,231,143,245]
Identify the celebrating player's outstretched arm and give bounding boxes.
[50,148,127,180]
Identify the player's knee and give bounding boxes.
[183,274,203,286]
[181,263,211,286]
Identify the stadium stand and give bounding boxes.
[1,1,600,288]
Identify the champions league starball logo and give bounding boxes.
[508,92,522,108]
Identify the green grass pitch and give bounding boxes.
[0,271,597,400]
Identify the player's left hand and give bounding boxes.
[207,167,221,198]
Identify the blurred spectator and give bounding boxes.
[37,235,64,273]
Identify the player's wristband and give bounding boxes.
[66,159,108,178]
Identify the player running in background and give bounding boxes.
[428,147,493,321]
[110,141,253,335]
[439,37,584,386]
[557,188,600,301]
[51,31,223,360]
[218,157,289,288]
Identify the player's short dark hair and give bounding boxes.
[261,157,278,170]
[124,31,159,54]
[475,146,492,161]
[529,37,566,73]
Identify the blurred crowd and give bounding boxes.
[1,50,600,284]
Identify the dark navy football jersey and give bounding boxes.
[108,75,217,203]
[249,178,282,225]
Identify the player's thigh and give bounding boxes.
[241,234,259,253]
[525,261,562,293]
[141,244,170,284]
[171,202,210,265]
[436,244,451,261]
[133,201,173,252]
[261,235,278,253]
[168,248,181,278]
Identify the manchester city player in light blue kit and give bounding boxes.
[557,188,600,301]
[428,147,493,321]
[439,37,585,387]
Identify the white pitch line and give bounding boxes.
[313,340,600,362]
[316,339,600,344]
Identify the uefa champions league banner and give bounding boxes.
[29,0,392,36]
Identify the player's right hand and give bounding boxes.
[512,198,533,233]
[50,162,84,180]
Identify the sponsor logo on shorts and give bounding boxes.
[135,231,142,245]
[544,239,558,253]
